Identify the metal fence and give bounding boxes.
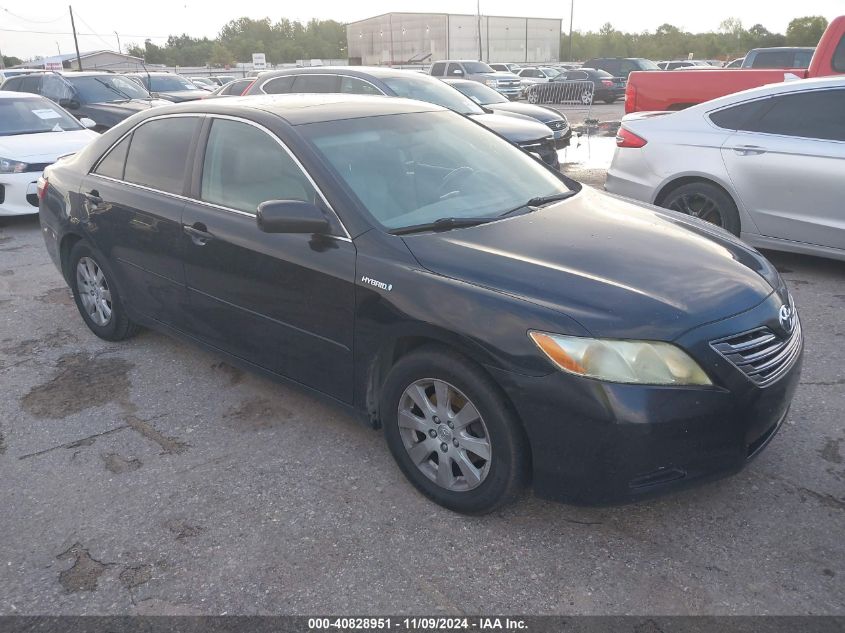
[525,81,595,106]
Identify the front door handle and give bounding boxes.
[83,190,103,205]
[732,145,767,156]
[183,223,214,246]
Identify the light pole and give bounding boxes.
[114,31,121,54]
[568,0,575,62]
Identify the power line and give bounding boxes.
[71,9,118,50]
[0,26,169,38]
[0,5,66,24]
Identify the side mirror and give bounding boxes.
[60,98,80,110]
[256,200,330,234]
[80,117,97,129]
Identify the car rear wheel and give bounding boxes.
[380,347,528,514]
[69,241,139,341]
[661,182,741,236]
[527,89,540,104]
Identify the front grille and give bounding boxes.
[711,320,802,386]
[547,120,567,131]
[497,80,520,89]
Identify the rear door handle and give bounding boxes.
[83,190,103,205]
[183,223,215,246]
[732,145,767,156]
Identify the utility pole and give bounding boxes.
[56,41,62,56]
[114,31,121,54]
[568,0,575,62]
[477,0,482,61]
[69,5,83,71]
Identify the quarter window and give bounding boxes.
[200,119,317,214]
[123,117,198,195]
[291,75,340,93]
[94,135,131,180]
[709,100,769,130]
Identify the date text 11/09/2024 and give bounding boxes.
[308,617,528,630]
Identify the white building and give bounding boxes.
[17,50,147,72]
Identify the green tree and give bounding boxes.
[2,55,23,67]
[786,16,829,45]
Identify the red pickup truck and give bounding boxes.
[625,15,845,113]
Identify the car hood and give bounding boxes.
[485,72,519,81]
[468,112,552,143]
[401,188,776,340]
[487,102,564,124]
[0,129,98,162]
[154,90,206,102]
[84,99,169,114]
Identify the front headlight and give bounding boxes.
[484,79,498,87]
[529,331,712,386]
[0,157,28,174]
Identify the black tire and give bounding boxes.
[380,346,528,514]
[660,181,741,236]
[68,240,139,341]
[603,98,616,104]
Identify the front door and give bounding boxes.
[181,117,356,402]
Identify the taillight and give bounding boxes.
[240,80,256,96]
[615,128,647,148]
[601,79,613,87]
[37,176,49,201]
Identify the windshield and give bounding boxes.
[541,68,561,77]
[300,111,571,231]
[149,75,202,92]
[381,75,484,115]
[450,81,507,105]
[637,59,660,70]
[0,96,83,136]
[463,61,495,74]
[67,76,151,103]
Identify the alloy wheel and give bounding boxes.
[668,193,724,226]
[397,378,492,492]
[76,256,113,326]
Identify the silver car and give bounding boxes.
[606,76,845,261]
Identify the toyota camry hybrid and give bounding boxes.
[38,95,803,514]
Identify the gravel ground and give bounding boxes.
[0,196,843,615]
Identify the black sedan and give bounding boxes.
[444,78,572,148]
[125,72,207,103]
[38,95,802,514]
[553,68,626,104]
[244,67,560,169]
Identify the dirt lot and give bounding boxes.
[0,179,843,614]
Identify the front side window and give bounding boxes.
[262,76,294,94]
[200,119,317,214]
[41,74,74,102]
[301,111,572,231]
[430,62,447,76]
[0,95,83,136]
[123,117,198,194]
[747,90,845,141]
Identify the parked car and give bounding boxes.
[244,67,559,168]
[0,69,37,83]
[657,60,697,70]
[125,72,206,103]
[607,76,845,261]
[582,57,660,78]
[742,47,816,69]
[444,78,571,148]
[625,15,845,112]
[188,76,216,91]
[702,60,725,67]
[0,91,97,216]
[725,58,745,69]
[516,67,560,94]
[553,68,625,104]
[489,63,522,73]
[39,94,802,512]
[428,60,522,100]
[212,75,237,85]
[0,71,169,131]
[203,78,254,98]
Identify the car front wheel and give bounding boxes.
[381,346,528,514]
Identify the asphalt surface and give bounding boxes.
[1,173,844,614]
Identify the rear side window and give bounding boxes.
[340,76,382,95]
[834,35,845,72]
[430,62,446,76]
[2,77,23,91]
[709,100,769,130]
[291,75,340,93]
[94,134,131,180]
[124,117,198,195]
[200,119,316,214]
[261,76,294,94]
[747,90,845,141]
[19,75,41,94]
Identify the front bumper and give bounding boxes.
[0,171,43,216]
[490,294,803,505]
[552,127,572,149]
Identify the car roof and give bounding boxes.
[0,90,46,99]
[145,93,444,125]
[257,66,438,81]
[694,74,845,113]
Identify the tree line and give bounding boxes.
[560,16,830,62]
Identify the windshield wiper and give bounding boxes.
[499,191,577,217]
[390,216,499,236]
[93,78,134,101]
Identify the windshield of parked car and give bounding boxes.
[381,75,484,115]
[449,81,508,105]
[300,110,572,231]
[0,96,83,136]
[67,75,151,103]
[462,61,495,74]
[148,75,203,92]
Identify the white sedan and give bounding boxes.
[606,76,845,261]
[0,91,98,216]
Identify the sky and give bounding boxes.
[1,0,843,60]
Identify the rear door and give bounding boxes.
[84,115,201,326]
[720,88,845,250]
[180,116,356,401]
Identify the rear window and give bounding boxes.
[834,35,845,72]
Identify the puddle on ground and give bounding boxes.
[559,134,618,171]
